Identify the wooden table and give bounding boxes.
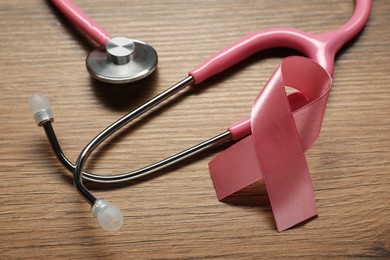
[1,0,389,259]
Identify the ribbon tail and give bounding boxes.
[209,135,263,201]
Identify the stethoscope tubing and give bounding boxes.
[50,0,111,46]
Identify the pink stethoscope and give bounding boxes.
[29,0,371,231]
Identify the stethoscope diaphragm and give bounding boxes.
[86,37,158,84]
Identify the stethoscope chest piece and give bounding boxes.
[86,37,158,84]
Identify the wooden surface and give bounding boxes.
[0,0,389,259]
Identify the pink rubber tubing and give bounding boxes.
[189,0,371,84]
[51,0,111,46]
[190,0,371,141]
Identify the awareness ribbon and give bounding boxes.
[209,56,332,231]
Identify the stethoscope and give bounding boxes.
[29,0,371,231]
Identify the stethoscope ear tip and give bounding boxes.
[28,93,54,126]
[92,199,124,232]
[28,93,50,114]
[86,37,158,84]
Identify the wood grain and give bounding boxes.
[0,0,389,259]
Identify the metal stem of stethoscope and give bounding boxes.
[43,123,231,183]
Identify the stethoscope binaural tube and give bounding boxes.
[50,0,158,84]
[31,0,371,231]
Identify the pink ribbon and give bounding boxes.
[209,56,332,231]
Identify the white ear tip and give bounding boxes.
[92,199,123,232]
[28,93,51,114]
[28,93,54,125]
